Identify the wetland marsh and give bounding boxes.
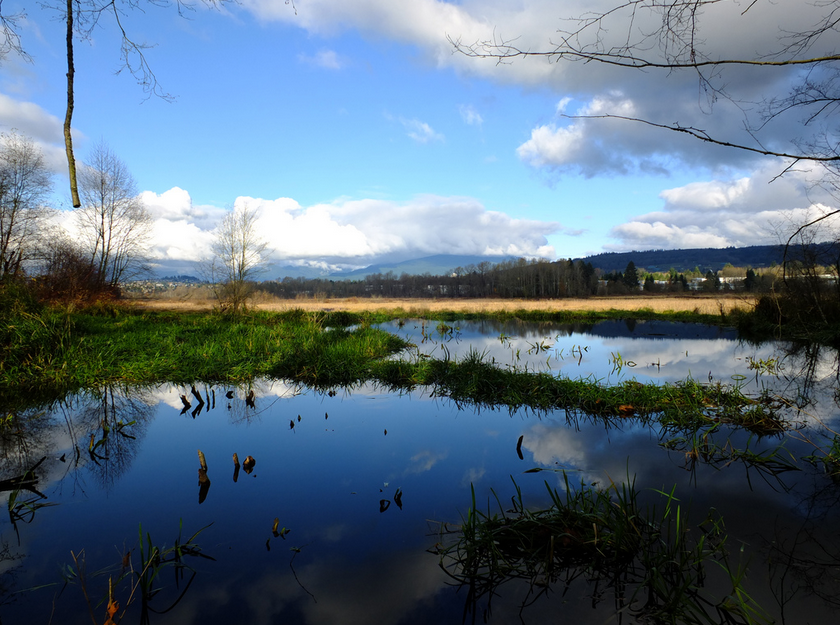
[1,306,838,624]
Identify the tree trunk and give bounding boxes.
[65,0,81,208]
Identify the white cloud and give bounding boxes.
[516,92,757,177]
[135,188,558,272]
[606,163,840,251]
[138,188,228,263]
[298,48,345,70]
[0,94,79,175]
[458,104,482,127]
[242,0,827,174]
[398,117,444,143]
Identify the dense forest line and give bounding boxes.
[254,257,776,300]
[573,243,824,273]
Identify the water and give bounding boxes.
[1,320,839,624]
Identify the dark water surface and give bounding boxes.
[2,320,839,624]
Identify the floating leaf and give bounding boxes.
[380,499,391,513]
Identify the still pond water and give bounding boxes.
[2,319,839,624]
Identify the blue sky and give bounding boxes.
[1,0,836,276]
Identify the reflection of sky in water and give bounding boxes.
[2,321,840,624]
[383,319,838,399]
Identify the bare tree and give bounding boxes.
[76,141,152,289]
[0,131,53,281]
[0,1,241,206]
[207,203,269,316]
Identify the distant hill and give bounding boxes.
[271,254,513,281]
[335,254,512,280]
[165,245,826,284]
[574,245,790,273]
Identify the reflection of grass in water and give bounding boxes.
[804,435,840,477]
[61,521,214,625]
[434,474,771,624]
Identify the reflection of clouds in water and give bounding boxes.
[526,424,588,467]
[523,423,602,487]
[320,524,347,542]
[391,320,781,385]
[462,466,486,487]
[406,449,448,474]
[230,550,445,625]
[150,380,302,409]
[521,420,660,492]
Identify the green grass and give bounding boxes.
[0,307,786,436]
[0,308,408,404]
[370,347,786,433]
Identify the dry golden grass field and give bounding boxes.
[132,294,755,316]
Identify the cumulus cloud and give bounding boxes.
[606,163,840,251]
[516,92,761,177]
[139,188,228,263]
[137,188,558,273]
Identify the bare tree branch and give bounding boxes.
[562,113,840,162]
[0,1,30,62]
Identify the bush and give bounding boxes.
[0,279,42,318]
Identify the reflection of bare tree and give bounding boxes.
[0,539,24,607]
[0,407,55,479]
[765,472,840,623]
[774,343,840,411]
[72,386,154,491]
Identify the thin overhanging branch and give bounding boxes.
[562,113,840,162]
[451,34,840,70]
[0,2,30,61]
[782,209,840,285]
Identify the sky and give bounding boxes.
[1,0,839,277]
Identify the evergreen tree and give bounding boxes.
[744,268,757,292]
[622,261,639,290]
